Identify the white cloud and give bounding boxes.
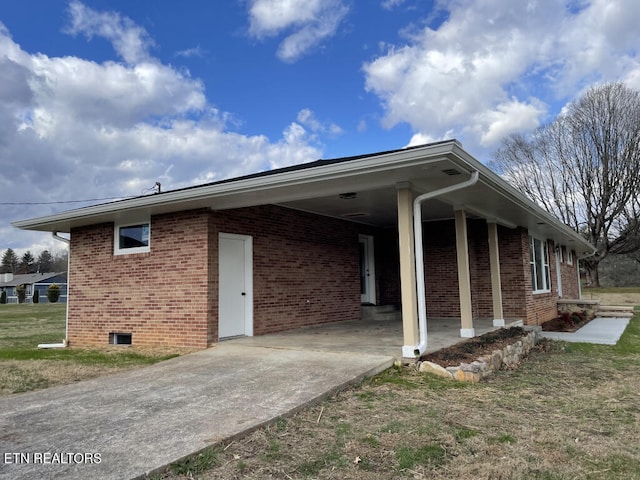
[477,99,547,147]
[381,0,406,10]
[247,0,349,62]
[363,0,640,152]
[65,0,153,64]
[0,3,321,252]
[296,108,344,138]
[175,45,206,58]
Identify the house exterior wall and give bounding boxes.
[422,220,461,316]
[420,221,580,326]
[358,226,400,306]
[68,210,212,348]
[67,205,368,347]
[66,202,581,348]
[559,249,580,299]
[210,205,362,337]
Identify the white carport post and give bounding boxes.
[455,208,474,337]
[396,183,420,356]
[487,221,505,327]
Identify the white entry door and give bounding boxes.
[219,233,253,339]
[359,234,376,305]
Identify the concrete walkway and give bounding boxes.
[0,344,393,480]
[540,317,631,345]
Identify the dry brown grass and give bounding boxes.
[0,346,198,397]
[583,289,640,306]
[163,318,640,480]
[0,304,196,396]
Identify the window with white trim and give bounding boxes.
[567,249,574,265]
[114,221,150,255]
[529,236,551,293]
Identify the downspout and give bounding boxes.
[404,171,479,358]
[39,232,70,349]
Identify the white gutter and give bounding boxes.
[403,171,480,358]
[38,232,70,349]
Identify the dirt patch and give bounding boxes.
[67,345,200,357]
[541,312,593,332]
[419,327,526,367]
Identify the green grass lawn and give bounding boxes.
[0,303,180,395]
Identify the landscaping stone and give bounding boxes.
[418,330,539,383]
[418,360,453,379]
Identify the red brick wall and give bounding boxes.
[68,210,212,348]
[523,237,560,326]
[419,221,561,325]
[422,220,460,316]
[468,220,492,318]
[421,219,498,319]
[496,226,528,320]
[210,205,362,336]
[559,249,580,299]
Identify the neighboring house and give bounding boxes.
[0,272,68,304]
[13,141,593,358]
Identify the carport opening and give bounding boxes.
[109,332,132,345]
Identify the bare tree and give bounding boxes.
[492,83,640,287]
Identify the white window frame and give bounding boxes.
[114,220,151,255]
[529,236,551,293]
[567,249,574,265]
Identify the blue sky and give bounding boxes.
[2,0,640,255]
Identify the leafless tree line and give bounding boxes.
[492,83,640,286]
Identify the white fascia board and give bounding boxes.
[13,142,460,232]
[448,144,594,253]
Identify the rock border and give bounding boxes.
[417,328,540,383]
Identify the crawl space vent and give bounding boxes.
[109,332,132,345]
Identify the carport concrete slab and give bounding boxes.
[0,344,393,480]
[229,317,500,358]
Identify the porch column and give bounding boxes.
[455,208,474,337]
[396,184,419,350]
[487,221,505,327]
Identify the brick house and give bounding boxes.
[14,141,593,359]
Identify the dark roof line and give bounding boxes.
[66,141,454,213]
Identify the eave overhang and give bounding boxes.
[12,140,594,255]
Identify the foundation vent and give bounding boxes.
[109,332,132,345]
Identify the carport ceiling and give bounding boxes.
[278,190,458,228]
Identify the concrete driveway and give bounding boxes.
[0,343,393,480]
